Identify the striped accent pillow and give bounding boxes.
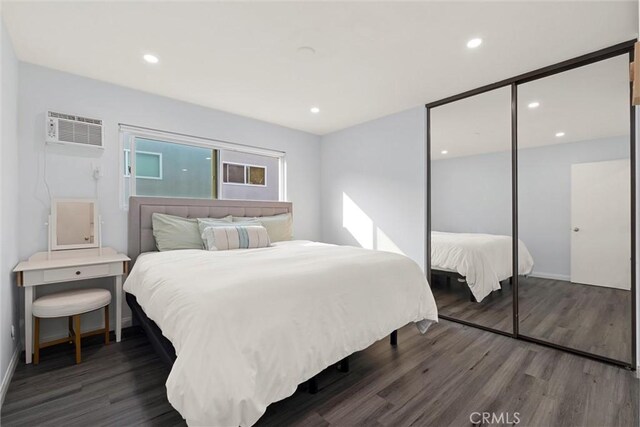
[201,225,271,251]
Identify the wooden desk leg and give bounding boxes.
[115,275,122,342]
[24,287,34,364]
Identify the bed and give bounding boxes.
[124,197,438,426]
[431,231,534,303]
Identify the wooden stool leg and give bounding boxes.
[74,315,81,364]
[68,317,73,343]
[34,317,40,365]
[104,305,110,345]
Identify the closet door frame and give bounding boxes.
[425,39,637,369]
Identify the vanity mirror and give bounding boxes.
[50,198,99,250]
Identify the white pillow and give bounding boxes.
[196,216,235,237]
[232,213,292,242]
[198,218,260,249]
[202,225,271,251]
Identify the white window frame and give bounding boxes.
[119,124,286,209]
[124,149,163,180]
[222,161,267,187]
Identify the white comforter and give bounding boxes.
[431,232,534,302]
[124,240,438,426]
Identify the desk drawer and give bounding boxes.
[43,264,110,283]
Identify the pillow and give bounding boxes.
[152,213,231,251]
[232,213,292,242]
[201,225,271,251]
[197,217,241,237]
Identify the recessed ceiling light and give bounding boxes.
[441,150,448,155]
[528,101,540,109]
[310,107,320,114]
[182,168,188,172]
[555,132,565,137]
[466,38,482,49]
[143,54,159,64]
[297,46,316,57]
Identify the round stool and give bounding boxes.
[32,288,111,364]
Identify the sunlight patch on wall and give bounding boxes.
[342,192,404,255]
[376,227,404,255]
[342,192,374,249]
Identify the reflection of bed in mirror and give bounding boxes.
[431,231,534,302]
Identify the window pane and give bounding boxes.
[135,138,216,199]
[247,166,266,185]
[136,152,161,178]
[219,150,279,201]
[224,163,245,184]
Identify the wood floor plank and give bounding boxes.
[432,275,633,362]
[1,322,637,427]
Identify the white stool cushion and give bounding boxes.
[33,288,111,318]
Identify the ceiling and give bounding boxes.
[431,54,631,159]
[2,1,638,135]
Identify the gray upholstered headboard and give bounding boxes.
[128,196,293,263]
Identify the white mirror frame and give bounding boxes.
[50,198,99,250]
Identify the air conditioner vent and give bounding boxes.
[46,111,104,149]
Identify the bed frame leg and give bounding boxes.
[307,376,318,394]
[468,291,476,302]
[337,356,349,373]
[390,330,398,346]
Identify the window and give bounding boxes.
[222,162,267,186]
[120,126,284,208]
[248,166,266,186]
[224,163,245,184]
[124,150,163,179]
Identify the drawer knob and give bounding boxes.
[75,271,81,275]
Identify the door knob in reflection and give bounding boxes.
[573,227,580,232]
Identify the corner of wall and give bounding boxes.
[1,17,22,404]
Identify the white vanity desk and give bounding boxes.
[14,248,130,364]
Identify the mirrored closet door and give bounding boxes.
[517,53,634,363]
[427,41,635,367]
[429,86,514,333]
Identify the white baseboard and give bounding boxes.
[529,271,570,281]
[0,344,21,407]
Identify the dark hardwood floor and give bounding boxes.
[432,275,633,362]
[2,321,637,426]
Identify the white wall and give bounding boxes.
[321,107,426,270]
[0,18,20,402]
[17,63,321,342]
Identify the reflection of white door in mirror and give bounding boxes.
[51,198,99,250]
[570,159,630,289]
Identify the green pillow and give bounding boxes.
[152,213,231,251]
[232,213,293,242]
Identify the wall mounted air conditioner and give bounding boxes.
[45,111,104,149]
